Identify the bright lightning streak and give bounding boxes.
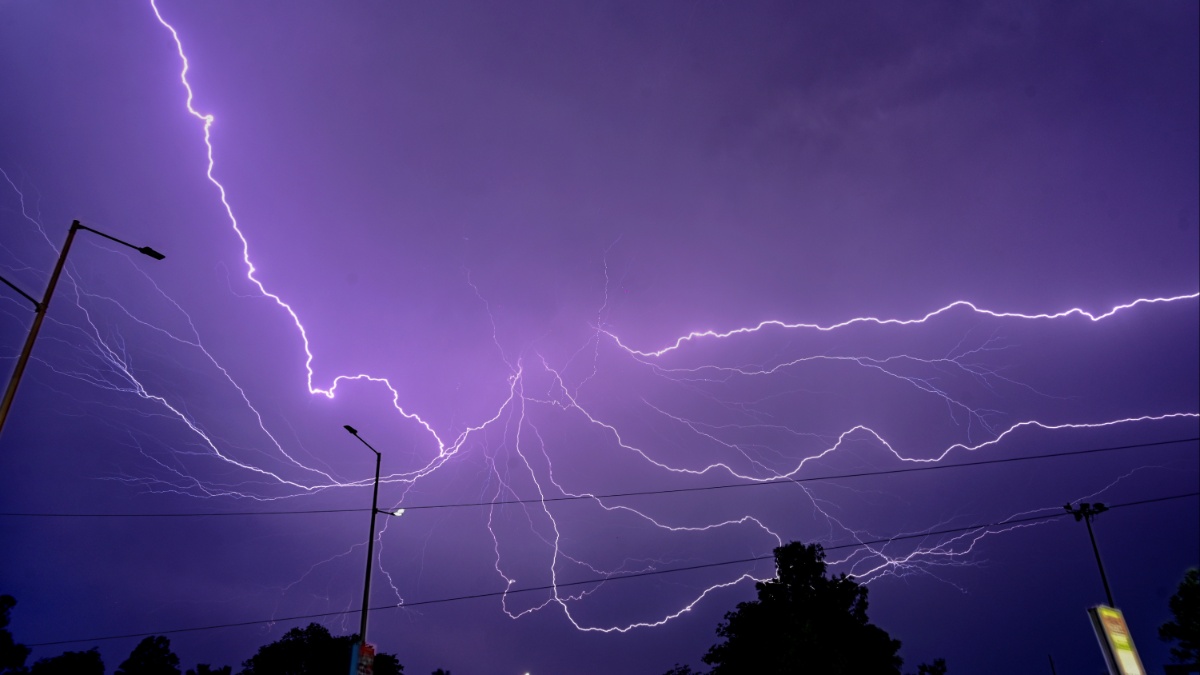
[148,1,321,394]
[4,0,1185,641]
[609,293,1200,358]
[146,0,506,490]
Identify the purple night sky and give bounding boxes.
[1,2,1197,674]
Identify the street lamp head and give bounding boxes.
[138,246,166,261]
[393,508,405,517]
[344,424,359,435]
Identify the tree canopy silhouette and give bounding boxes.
[0,595,30,675]
[116,635,181,675]
[239,623,354,675]
[239,623,403,675]
[699,542,903,674]
[186,666,231,675]
[372,652,403,675]
[29,648,104,675]
[914,658,947,675]
[1160,568,1200,665]
[0,596,418,675]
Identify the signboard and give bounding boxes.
[348,641,375,675]
[1088,605,1145,675]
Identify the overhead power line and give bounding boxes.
[22,490,1199,648]
[2,436,1195,519]
[431,435,1199,512]
[0,507,366,518]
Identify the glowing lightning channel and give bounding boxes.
[148,2,317,385]
[131,0,1200,640]
[147,0,498,474]
[608,293,1200,358]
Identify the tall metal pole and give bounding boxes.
[0,222,80,435]
[0,220,164,437]
[1082,510,1116,607]
[345,425,381,644]
[361,446,381,641]
[1065,502,1116,607]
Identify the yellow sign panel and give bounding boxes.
[1088,605,1145,675]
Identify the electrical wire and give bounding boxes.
[21,490,1199,648]
[2,436,1195,519]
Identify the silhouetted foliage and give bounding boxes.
[239,624,355,675]
[30,648,104,675]
[186,666,232,675]
[1160,568,1200,664]
[431,669,451,675]
[372,652,403,675]
[661,665,697,675]
[238,623,403,675]
[700,542,903,675]
[0,595,30,675]
[116,635,181,675]
[912,657,948,675]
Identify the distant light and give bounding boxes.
[393,508,406,517]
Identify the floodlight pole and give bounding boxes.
[0,220,164,437]
[345,424,382,644]
[1064,502,1115,607]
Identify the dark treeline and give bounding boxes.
[5,552,1197,674]
[660,542,946,675]
[0,603,450,675]
[659,543,1199,675]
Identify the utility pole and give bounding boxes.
[0,224,79,435]
[343,426,406,674]
[345,424,382,643]
[1064,502,1115,607]
[0,220,164,436]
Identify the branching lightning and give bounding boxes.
[1,0,1195,643]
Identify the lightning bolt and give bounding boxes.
[609,293,1200,358]
[2,1,1192,644]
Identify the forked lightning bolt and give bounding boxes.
[1,1,1193,638]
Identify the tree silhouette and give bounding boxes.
[0,595,30,675]
[913,658,948,675]
[238,623,403,675]
[116,635,181,675]
[373,652,403,675]
[1160,568,1200,665]
[700,542,903,675]
[239,624,355,675]
[186,666,232,675]
[29,648,104,675]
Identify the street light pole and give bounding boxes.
[344,424,382,644]
[1064,502,1116,607]
[0,220,164,436]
